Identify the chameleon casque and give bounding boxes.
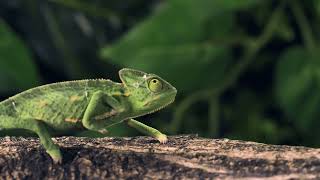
[0,68,177,163]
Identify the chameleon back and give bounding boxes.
[0,79,122,131]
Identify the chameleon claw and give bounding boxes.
[47,149,63,164]
[156,134,168,144]
[52,156,62,164]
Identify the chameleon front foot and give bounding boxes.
[156,134,168,143]
[125,119,168,143]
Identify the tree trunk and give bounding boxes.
[0,135,319,179]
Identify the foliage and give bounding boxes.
[0,0,320,146]
[0,20,39,93]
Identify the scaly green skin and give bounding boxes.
[0,68,177,163]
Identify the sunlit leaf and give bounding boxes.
[101,0,259,91]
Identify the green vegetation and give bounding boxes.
[0,0,319,146]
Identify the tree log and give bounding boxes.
[0,135,319,179]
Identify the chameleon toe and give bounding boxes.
[47,149,63,164]
[157,134,168,143]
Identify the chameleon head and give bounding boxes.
[119,68,177,116]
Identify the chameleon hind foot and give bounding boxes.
[0,116,63,163]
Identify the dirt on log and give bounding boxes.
[0,135,319,179]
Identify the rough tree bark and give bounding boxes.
[0,135,319,179]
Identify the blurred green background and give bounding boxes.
[0,0,319,147]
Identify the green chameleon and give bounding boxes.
[0,68,177,163]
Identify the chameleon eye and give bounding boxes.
[148,78,163,92]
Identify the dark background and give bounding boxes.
[0,0,319,147]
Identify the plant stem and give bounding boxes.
[207,96,219,137]
[43,6,85,77]
[48,0,122,21]
[290,0,316,52]
[170,4,284,133]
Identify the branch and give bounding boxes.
[0,135,319,179]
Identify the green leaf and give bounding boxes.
[275,46,320,132]
[110,44,231,91]
[314,0,320,17]
[101,0,260,91]
[214,0,259,10]
[0,20,39,93]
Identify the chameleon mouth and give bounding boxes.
[147,98,175,115]
[129,88,177,119]
[143,87,177,108]
[142,95,161,107]
[126,97,175,121]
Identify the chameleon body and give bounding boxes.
[0,68,177,163]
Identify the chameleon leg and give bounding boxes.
[125,119,167,143]
[83,91,125,132]
[0,116,62,163]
